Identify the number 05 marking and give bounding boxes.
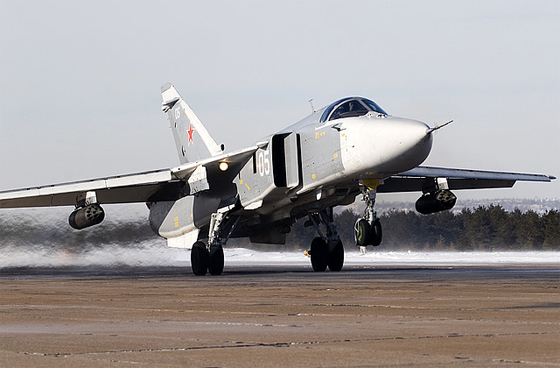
[257,150,270,176]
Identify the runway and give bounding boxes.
[1,265,559,367]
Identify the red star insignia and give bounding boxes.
[187,123,194,144]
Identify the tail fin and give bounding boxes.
[161,83,222,164]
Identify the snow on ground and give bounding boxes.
[225,249,560,266]
[1,242,558,269]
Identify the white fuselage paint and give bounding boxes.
[340,115,433,179]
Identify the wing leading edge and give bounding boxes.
[2,163,554,207]
[378,166,555,193]
[0,170,175,208]
[0,144,264,209]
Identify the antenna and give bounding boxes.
[308,99,316,113]
[427,120,453,134]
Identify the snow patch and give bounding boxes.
[1,243,558,269]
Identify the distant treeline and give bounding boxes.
[282,205,560,252]
[1,205,558,251]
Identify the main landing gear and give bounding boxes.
[354,186,382,247]
[305,207,344,272]
[191,209,239,276]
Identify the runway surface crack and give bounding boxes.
[20,331,558,358]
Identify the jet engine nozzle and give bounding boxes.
[415,190,457,215]
[69,204,105,230]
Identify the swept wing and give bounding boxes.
[378,166,555,193]
[0,145,263,208]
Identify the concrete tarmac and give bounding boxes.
[1,265,559,367]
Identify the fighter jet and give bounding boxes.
[0,84,555,275]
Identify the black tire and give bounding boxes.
[208,246,225,276]
[372,218,382,246]
[327,239,344,272]
[191,241,209,276]
[310,237,328,272]
[355,218,371,246]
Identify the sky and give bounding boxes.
[1,0,559,202]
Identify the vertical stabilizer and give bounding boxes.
[161,83,222,164]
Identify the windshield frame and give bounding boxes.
[319,97,387,123]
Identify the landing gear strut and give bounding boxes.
[355,186,382,247]
[190,207,239,276]
[306,207,344,272]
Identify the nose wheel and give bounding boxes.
[355,218,382,246]
[354,184,382,247]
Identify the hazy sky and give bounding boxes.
[1,0,559,201]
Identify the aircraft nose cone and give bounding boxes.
[341,117,433,177]
[388,118,433,169]
[399,119,432,147]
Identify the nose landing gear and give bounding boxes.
[354,184,382,247]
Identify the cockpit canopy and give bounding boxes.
[320,97,387,123]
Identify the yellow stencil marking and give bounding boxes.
[174,216,179,227]
[320,131,325,136]
[245,183,251,191]
[312,174,316,179]
[333,152,338,158]
[315,133,319,139]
